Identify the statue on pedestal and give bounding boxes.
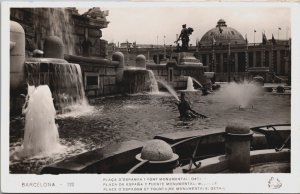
[175,24,194,52]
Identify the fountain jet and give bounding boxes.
[185,76,203,91]
[216,80,262,109]
[157,80,179,101]
[13,85,64,158]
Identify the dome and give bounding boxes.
[199,19,245,46]
[140,139,174,161]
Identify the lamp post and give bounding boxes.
[278,27,281,40]
[228,43,231,82]
[254,30,256,46]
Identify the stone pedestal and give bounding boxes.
[10,21,25,92]
[112,52,125,83]
[225,124,253,173]
[44,36,64,59]
[136,55,146,68]
[177,52,202,66]
[136,139,179,173]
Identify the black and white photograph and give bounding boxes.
[1,1,300,193]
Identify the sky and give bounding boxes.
[78,5,291,46]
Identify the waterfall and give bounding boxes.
[34,8,76,55]
[122,68,159,94]
[25,61,89,113]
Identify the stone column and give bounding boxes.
[113,52,125,83]
[245,50,248,72]
[220,53,224,73]
[269,49,273,72]
[136,55,146,68]
[284,56,289,75]
[225,124,253,173]
[234,52,239,72]
[199,54,203,64]
[206,54,210,68]
[261,51,265,67]
[253,52,256,67]
[277,50,281,75]
[212,50,216,72]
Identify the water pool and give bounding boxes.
[9,89,290,173]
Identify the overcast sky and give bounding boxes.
[78,6,290,46]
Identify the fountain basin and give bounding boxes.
[121,69,152,94]
[9,85,290,173]
[185,149,290,173]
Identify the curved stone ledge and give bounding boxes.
[184,149,290,173]
[65,54,119,67]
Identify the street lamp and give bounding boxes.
[278,27,281,40]
[227,43,231,82]
[254,29,256,46]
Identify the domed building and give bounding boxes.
[195,19,291,82]
[199,19,246,46]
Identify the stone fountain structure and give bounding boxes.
[10,8,160,114]
[10,7,208,114]
[146,52,206,90]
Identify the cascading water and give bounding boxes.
[122,67,159,94]
[11,85,65,159]
[25,61,91,114]
[38,8,76,55]
[215,80,263,108]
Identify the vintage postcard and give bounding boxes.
[1,1,300,193]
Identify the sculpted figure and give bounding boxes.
[175,24,194,51]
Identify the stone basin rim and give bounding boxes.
[136,153,179,164]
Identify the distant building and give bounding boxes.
[111,19,291,82]
[195,19,291,82]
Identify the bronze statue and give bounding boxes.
[175,24,194,51]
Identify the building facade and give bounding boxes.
[195,19,291,82]
[110,19,291,83]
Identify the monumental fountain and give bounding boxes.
[25,36,90,113]
[122,55,159,94]
[9,8,290,174]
